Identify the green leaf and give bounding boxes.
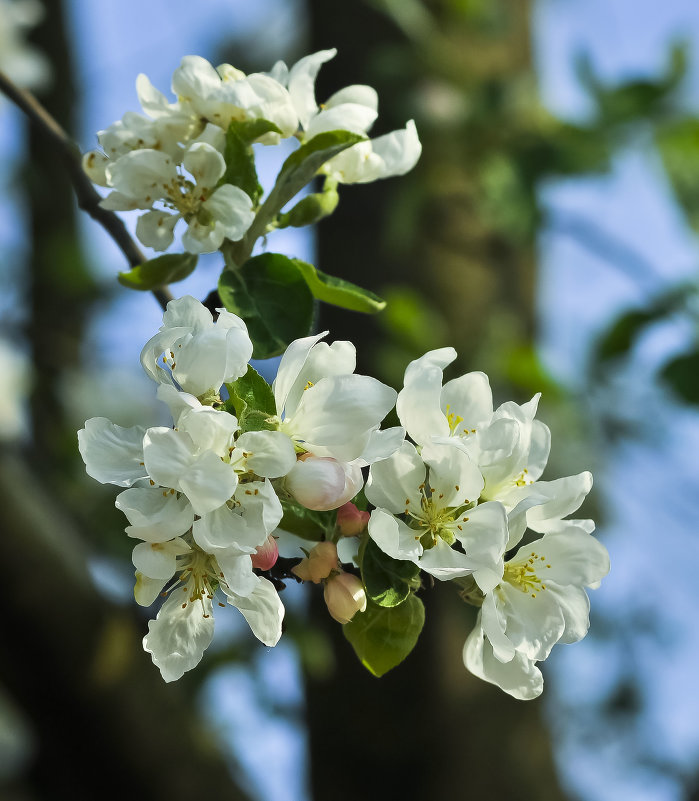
[361,537,420,608]
[277,185,339,228]
[595,287,690,363]
[657,117,699,233]
[218,253,314,359]
[279,500,335,542]
[234,119,283,145]
[221,120,280,204]
[223,365,277,432]
[260,131,364,223]
[293,259,386,314]
[343,594,425,677]
[117,252,197,291]
[661,350,699,405]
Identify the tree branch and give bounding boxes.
[0,69,173,311]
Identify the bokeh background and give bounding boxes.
[2,1,699,800]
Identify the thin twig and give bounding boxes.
[0,69,173,311]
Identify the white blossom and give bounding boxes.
[172,55,298,141]
[140,295,253,397]
[366,440,507,592]
[463,522,610,700]
[273,332,397,463]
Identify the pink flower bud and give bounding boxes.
[291,540,338,583]
[250,535,279,571]
[336,502,370,537]
[324,572,367,624]
[285,455,363,511]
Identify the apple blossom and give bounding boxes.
[463,522,610,700]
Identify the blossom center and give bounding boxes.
[444,404,477,437]
[503,551,551,598]
[405,484,458,548]
[173,548,223,617]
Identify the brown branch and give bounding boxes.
[0,69,173,311]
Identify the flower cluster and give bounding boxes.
[79,296,398,681]
[79,298,608,696]
[367,348,609,699]
[82,49,421,254]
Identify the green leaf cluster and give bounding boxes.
[224,365,277,432]
[343,595,425,678]
[279,501,335,542]
[219,252,385,359]
[118,252,198,290]
[360,537,421,608]
[341,536,425,677]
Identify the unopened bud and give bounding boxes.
[291,541,338,584]
[323,572,367,624]
[250,535,279,571]
[336,502,370,537]
[286,455,363,511]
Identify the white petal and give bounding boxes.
[172,55,222,106]
[368,508,423,562]
[499,581,565,662]
[116,487,194,542]
[365,440,425,514]
[235,430,297,478]
[369,119,422,178]
[134,571,168,607]
[183,141,226,188]
[418,538,480,581]
[396,348,456,445]
[529,528,610,587]
[82,149,110,186]
[178,406,238,456]
[463,621,543,700]
[215,551,258,596]
[273,331,328,417]
[99,190,144,211]
[521,472,594,532]
[305,104,376,138]
[135,209,178,251]
[527,420,551,481]
[143,588,215,682]
[203,183,254,240]
[325,84,378,112]
[162,295,213,331]
[440,371,493,431]
[155,384,201,424]
[194,505,257,553]
[481,591,515,662]
[179,450,238,515]
[136,73,171,117]
[456,501,508,593]
[106,149,177,202]
[546,583,591,644]
[132,541,179,580]
[287,48,337,129]
[356,426,405,466]
[224,576,284,646]
[421,439,483,509]
[78,417,147,487]
[290,374,396,461]
[142,427,195,490]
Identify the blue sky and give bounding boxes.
[3,1,699,799]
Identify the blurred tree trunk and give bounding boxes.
[2,3,250,799]
[304,2,567,800]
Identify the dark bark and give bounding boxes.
[303,3,568,800]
